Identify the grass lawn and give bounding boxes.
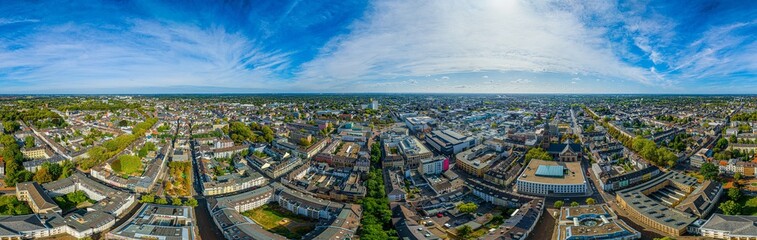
[242,203,315,239]
[112,155,143,175]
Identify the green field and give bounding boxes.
[241,204,315,239]
[112,155,143,175]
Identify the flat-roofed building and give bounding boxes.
[456,145,499,177]
[556,204,641,240]
[614,171,723,236]
[108,204,195,240]
[516,159,587,196]
[425,130,476,155]
[399,136,432,169]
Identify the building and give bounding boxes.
[614,171,723,236]
[491,198,544,240]
[596,166,661,192]
[546,140,583,162]
[425,130,476,155]
[202,170,268,196]
[455,145,499,177]
[108,204,195,240]
[404,116,435,133]
[16,182,62,214]
[420,156,448,175]
[21,147,54,160]
[387,170,406,202]
[699,214,757,239]
[398,136,433,169]
[208,182,362,240]
[516,159,587,196]
[209,185,274,213]
[556,204,641,240]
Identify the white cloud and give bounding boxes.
[299,0,655,89]
[511,78,532,84]
[482,75,489,79]
[0,19,290,92]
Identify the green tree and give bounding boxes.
[184,198,198,207]
[2,121,20,134]
[554,201,564,208]
[700,162,719,180]
[140,194,155,203]
[32,167,53,183]
[729,188,743,201]
[525,147,552,162]
[172,197,183,206]
[60,160,74,179]
[456,202,478,213]
[456,225,473,240]
[571,201,580,207]
[585,198,596,205]
[155,197,168,205]
[228,121,255,144]
[719,200,741,215]
[299,137,312,147]
[735,172,743,182]
[24,136,35,148]
[653,237,676,240]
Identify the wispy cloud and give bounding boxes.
[0,18,291,93]
[298,0,656,89]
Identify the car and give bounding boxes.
[437,213,443,218]
[444,223,451,228]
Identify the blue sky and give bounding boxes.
[0,0,755,94]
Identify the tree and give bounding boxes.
[24,136,35,148]
[456,202,478,213]
[228,122,255,144]
[585,198,596,205]
[571,201,580,207]
[44,162,63,180]
[184,198,198,207]
[60,160,74,179]
[172,197,183,206]
[735,172,743,182]
[2,121,20,133]
[299,137,312,147]
[653,237,676,240]
[140,194,155,203]
[554,201,564,208]
[729,188,743,201]
[456,225,472,240]
[700,162,719,180]
[155,197,168,205]
[719,200,741,215]
[32,167,53,183]
[525,148,552,162]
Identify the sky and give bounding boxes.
[0,0,755,94]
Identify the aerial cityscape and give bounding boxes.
[1,1,756,240]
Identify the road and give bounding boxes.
[188,120,225,240]
[27,123,72,159]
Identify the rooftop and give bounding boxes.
[518,159,585,185]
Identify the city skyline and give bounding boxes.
[1,0,755,94]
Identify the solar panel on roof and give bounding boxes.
[534,165,564,177]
